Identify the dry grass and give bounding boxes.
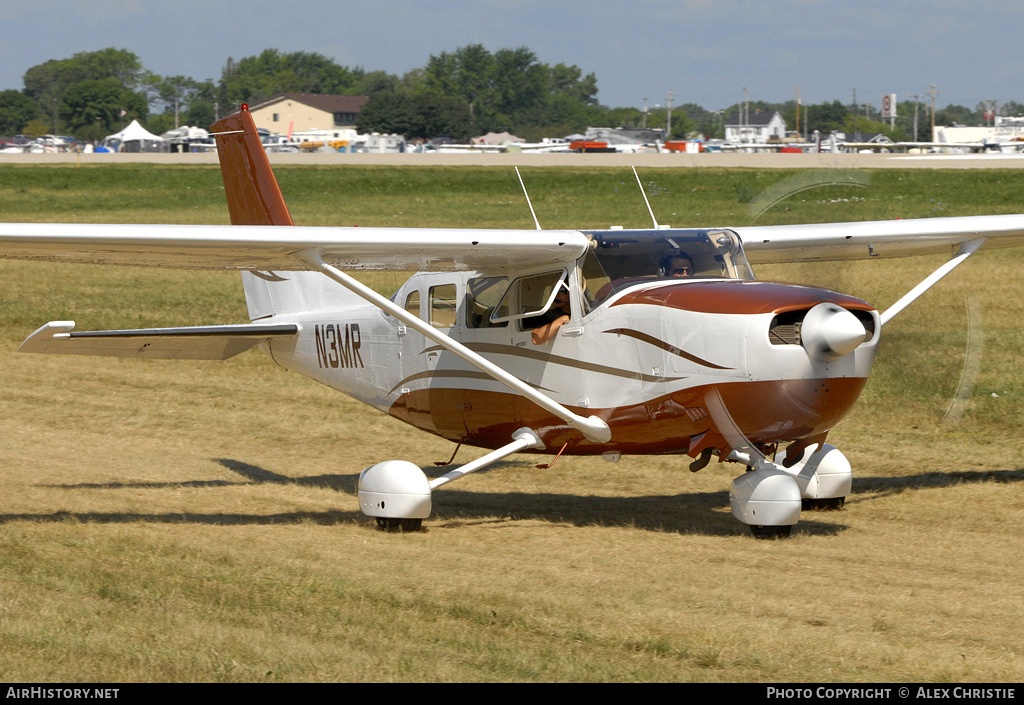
[1,165,1023,682]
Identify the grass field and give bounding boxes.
[1,164,1023,682]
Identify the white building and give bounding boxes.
[934,116,1024,145]
[724,110,786,144]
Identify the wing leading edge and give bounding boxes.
[0,222,590,273]
[738,214,1024,264]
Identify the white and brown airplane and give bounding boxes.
[4,106,1024,537]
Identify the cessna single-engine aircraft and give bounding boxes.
[5,106,1024,538]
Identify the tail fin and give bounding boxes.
[211,106,293,226]
[213,106,330,320]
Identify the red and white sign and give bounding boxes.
[881,94,896,118]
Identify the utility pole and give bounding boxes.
[928,84,937,138]
[795,87,801,139]
[908,94,920,140]
[851,88,857,134]
[742,87,750,143]
[665,89,673,139]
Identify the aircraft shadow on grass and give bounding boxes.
[850,468,1024,499]
[12,459,1023,537]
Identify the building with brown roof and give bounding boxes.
[247,94,369,134]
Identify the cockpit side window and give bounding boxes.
[466,276,509,329]
[580,250,611,312]
[489,269,567,325]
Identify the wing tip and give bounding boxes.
[18,321,76,353]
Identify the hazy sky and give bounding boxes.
[4,0,1022,114]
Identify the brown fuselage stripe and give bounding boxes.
[387,377,867,455]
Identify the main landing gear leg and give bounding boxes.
[357,428,545,532]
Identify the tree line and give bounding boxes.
[1,45,1020,143]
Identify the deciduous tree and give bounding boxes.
[60,78,148,141]
[22,48,143,136]
[0,90,38,135]
[220,49,359,108]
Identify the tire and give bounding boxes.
[375,517,424,532]
[749,524,792,539]
[802,497,845,511]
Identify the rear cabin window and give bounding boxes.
[429,284,458,328]
[404,290,420,319]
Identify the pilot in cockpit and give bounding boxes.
[660,250,694,278]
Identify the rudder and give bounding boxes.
[211,106,294,227]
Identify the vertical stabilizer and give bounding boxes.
[211,106,294,226]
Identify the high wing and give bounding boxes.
[737,214,1024,264]
[0,222,588,273]
[5,215,1024,274]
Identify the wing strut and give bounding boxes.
[880,237,986,327]
[515,167,541,230]
[298,249,612,444]
[633,166,659,229]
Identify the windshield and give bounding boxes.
[579,228,756,306]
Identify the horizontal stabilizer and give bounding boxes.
[18,321,299,360]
